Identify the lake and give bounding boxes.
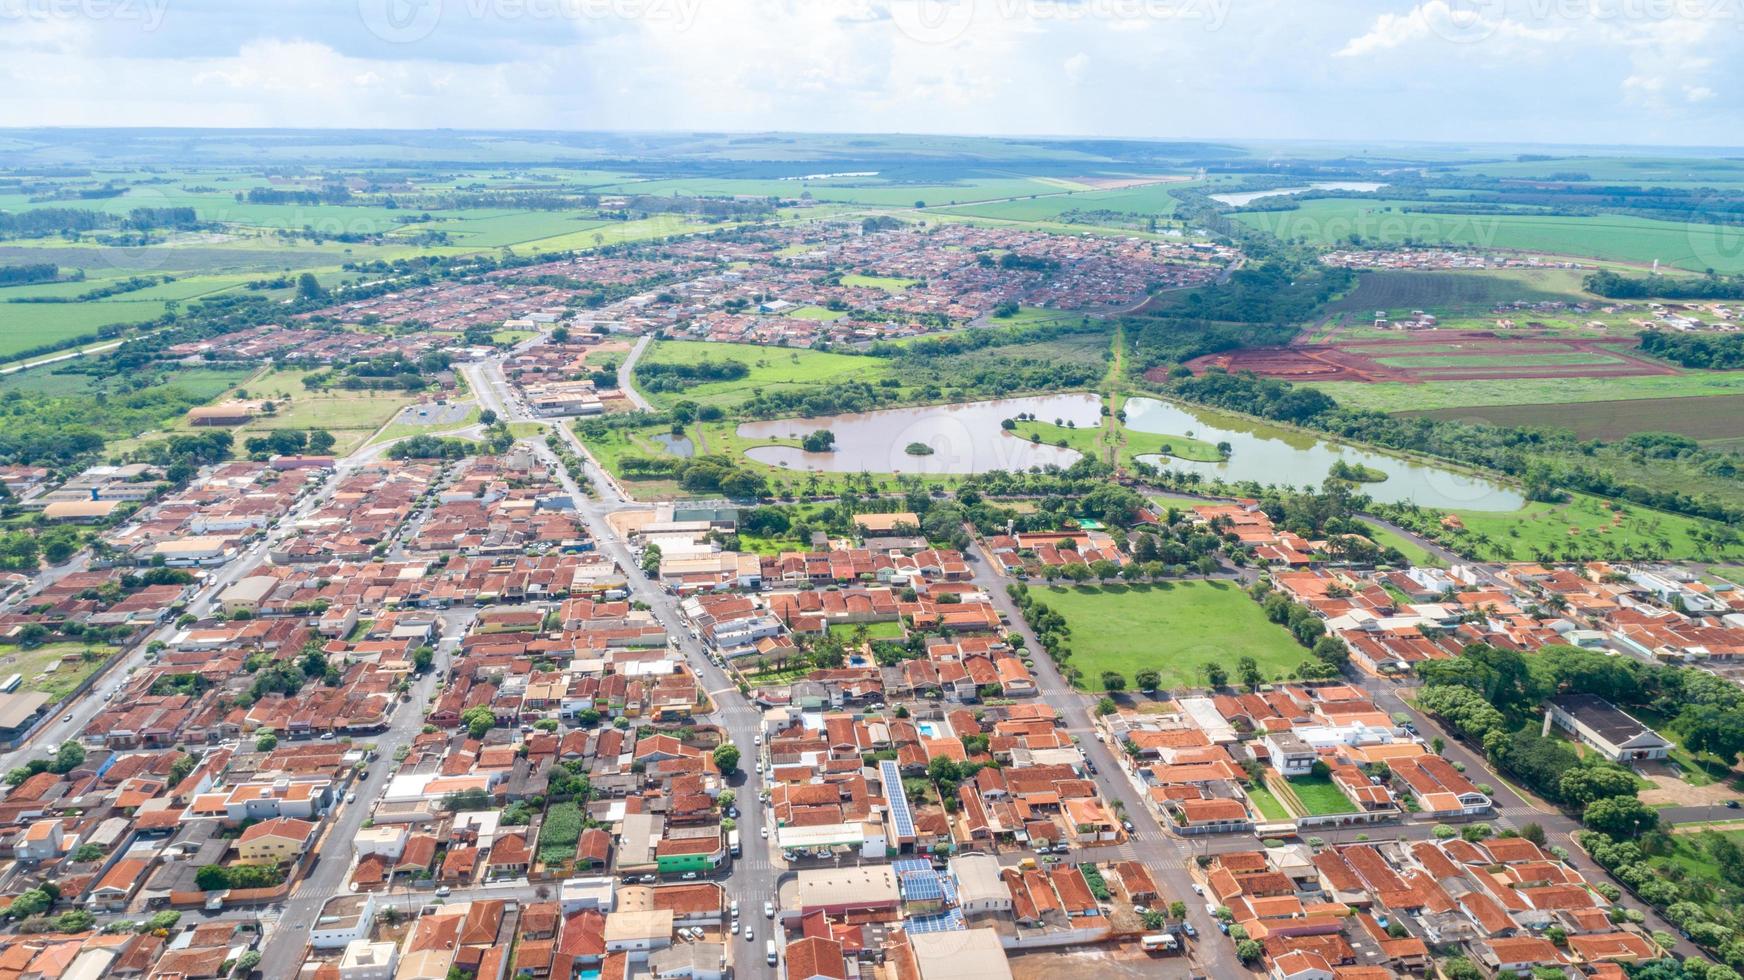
[739,393,1102,474]
[1210,181,1388,207]
[1124,397,1524,510]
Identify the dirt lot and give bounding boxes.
[1009,943,1188,980]
[1177,331,1678,384]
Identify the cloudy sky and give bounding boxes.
[2,0,1740,146]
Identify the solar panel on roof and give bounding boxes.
[881,761,916,838]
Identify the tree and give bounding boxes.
[1235,939,1263,963]
[255,729,278,752]
[1520,822,1547,848]
[49,741,84,775]
[479,409,499,426]
[1100,671,1126,692]
[1441,958,1484,980]
[194,865,229,892]
[459,706,494,740]
[1201,661,1228,689]
[234,951,263,974]
[1237,656,1263,691]
[296,272,325,301]
[54,909,94,933]
[1583,795,1658,837]
[713,744,741,774]
[412,645,434,673]
[1135,668,1161,692]
[5,888,52,919]
[1095,697,1117,716]
[1557,764,1638,809]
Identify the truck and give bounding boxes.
[1141,934,1179,954]
[728,828,742,858]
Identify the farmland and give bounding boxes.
[1404,393,1744,443]
[1232,199,1744,274]
[1308,371,1744,414]
[1028,581,1310,691]
[1191,333,1675,384]
[1323,268,1594,313]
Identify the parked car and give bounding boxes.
[1729,800,1741,810]
[764,902,775,918]
[1184,923,1197,938]
[435,886,452,897]
[1121,820,1134,833]
[681,872,699,880]
[730,900,739,917]
[744,927,755,942]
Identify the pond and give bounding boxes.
[1209,181,1388,207]
[739,393,1101,474]
[1124,397,1524,511]
[648,432,694,458]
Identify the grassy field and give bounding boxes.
[1324,268,1594,314]
[1404,393,1744,443]
[1245,783,1291,821]
[1432,494,1744,563]
[0,642,115,701]
[827,620,905,641]
[1235,200,1744,273]
[1029,581,1309,690]
[1309,371,1744,413]
[840,274,918,292]
[1284,775,1359,816]
[634,340,894,410]
[1358,520,1443,567]
[933,181,1186,224]
[787,305,846,321]
[156,367,420,456]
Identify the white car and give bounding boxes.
[764,902,775,918]
[730,901,739,917]
[760,826,768,839]
[346,792,357,804]
[743,926,755,942]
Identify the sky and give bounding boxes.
[1,0,1741,146]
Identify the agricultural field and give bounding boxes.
[1323,268,1595,314]
[1233,199,1744,274]
[1193,332,1675,384]
[1029,581,1311,691]
[1404,393,1744,444]
[933,180,1188,224]
[1310,370,1744,415]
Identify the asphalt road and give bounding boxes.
[469,355,779,980]
[257,610,475,980]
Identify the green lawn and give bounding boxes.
[634,340,894,410]
[1028,581,1309,690]
[1246,783,1291,821]
[1285,775,1359,816]
[787,305,846,321]
[1358,520,1443,568]
[828,620,905,641]
[840,274,918,292]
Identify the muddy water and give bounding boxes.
[1210,181,1388,207]
[739,393,1102,474]
[1125,397,1524,511]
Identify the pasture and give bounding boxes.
[1309,371,1744,414]
[1324,268,1593,313]
[1431,494,1744,563]
[1233,199,1744,274]
[1027,581,1309,691]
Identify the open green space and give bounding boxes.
[840,274,918,292]
[635,340,894,410]
[1357,520,1443,568]
[1410,493,1744,563]
[1284,775,1359,816]
[1030,581,1310,690]
[827,620,905,642]
[786,305,846,321]
[1245,783,1291,821]
[0,642,116,701]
